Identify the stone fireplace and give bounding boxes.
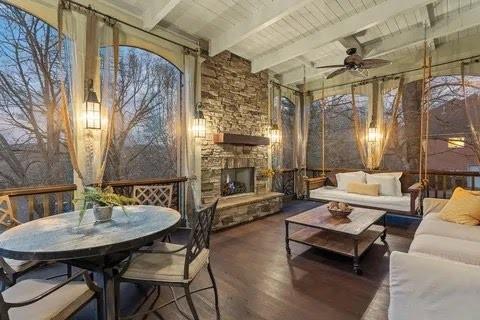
[201,51,283,230]
[221,167,255,197]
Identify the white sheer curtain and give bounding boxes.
[59,5,116,188]
[182,49,201,214]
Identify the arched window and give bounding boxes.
[0,3,72,188]
[103,46,181,180]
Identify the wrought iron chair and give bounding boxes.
[0,196,72,290]
[132,185,173,208]
[133,185,175,242]
[0,270,102,320]
[116,200,220,320]
[0,196,41,290]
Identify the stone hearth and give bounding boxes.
[201,51,283,229]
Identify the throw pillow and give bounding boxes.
[347,182,380,196]
[440,187,480,226]
[366,174,398,196]
[372,172,403,197]
[336,171,366,190]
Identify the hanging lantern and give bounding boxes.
[270,123,280,144]
[85,79,101,129]
[193,104,206,138]
[367,122,379,143]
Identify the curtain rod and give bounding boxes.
[64,0,199,52]
[309,53,480,93]
[270,80,302,94]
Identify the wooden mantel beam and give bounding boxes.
[209,0,312,57]
[251,0,435,73]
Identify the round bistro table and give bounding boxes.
[0,205,181,320]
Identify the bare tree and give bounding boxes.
[0,4,70,188]
[105,47,180,180]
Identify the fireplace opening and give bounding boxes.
[221,167,255,196]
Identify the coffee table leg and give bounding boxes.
[285,221,291,255]
[380,215,391,255]
[353,239,362,275]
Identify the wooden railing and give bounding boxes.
[0,184,77,222]
[0,177,188,223]
[306,167,480,199]
[103,177,188,220]
[273,168,298,199]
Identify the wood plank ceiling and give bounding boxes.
[104,0,480,86]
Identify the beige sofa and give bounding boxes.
[389,198,480,320]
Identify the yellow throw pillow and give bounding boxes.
[346,182,380,196]
[440,187,480,226]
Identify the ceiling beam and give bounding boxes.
[209,0,313,57]
[364,4,480,57]
[425,3,439,49]
[143,0,182,30]
[281,3,480,84]
[251,0,434,73]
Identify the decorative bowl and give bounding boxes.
[327,202,353,218]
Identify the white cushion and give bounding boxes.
[122,242,209,283]
[309,186,411,212]
[371,172,403,197]
[336,171,366,191]
[415,215,480,242]
[366,174,399,197]
[2,258,40,273]
[409,234,480,266]
[3,279,94,320]
[389,251,480,320]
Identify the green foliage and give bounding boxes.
[75,186,136,225]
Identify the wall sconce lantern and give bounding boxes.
[270,123,280,144]
[193,103,206,138]
[367,121,379,143]
[85,79,101,129]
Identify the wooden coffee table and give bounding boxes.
[285,204,389,274]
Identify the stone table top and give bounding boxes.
[286,205,386,236]
[0,205,180,261]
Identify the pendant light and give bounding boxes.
[85,79,101,129]
[193,102,206,138]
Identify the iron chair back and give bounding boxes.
[132,185,173,208]
[184,199,218,279]
[0,196,20,229]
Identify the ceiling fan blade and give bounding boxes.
[349,69,368,78]
[361,59,392,69]
[315,64,345,69]
[326,68,347,79]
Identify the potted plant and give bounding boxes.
[76,186,135,225]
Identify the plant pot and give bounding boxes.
[93,205,113,223]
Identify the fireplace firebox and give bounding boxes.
[221,167,255,196]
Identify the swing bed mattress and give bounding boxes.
[309,186,411,213]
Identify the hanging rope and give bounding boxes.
[321,80,326,176]
[418,39,432,187]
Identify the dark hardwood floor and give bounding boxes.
[29,200,418,320]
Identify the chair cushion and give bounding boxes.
[409,234,480,266]
[3,279,94,320]
[416,216,480,242]
[122,243,209,283]
[439,187,480,225]
[3,258,40,273]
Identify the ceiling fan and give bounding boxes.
[315,48,392,79]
